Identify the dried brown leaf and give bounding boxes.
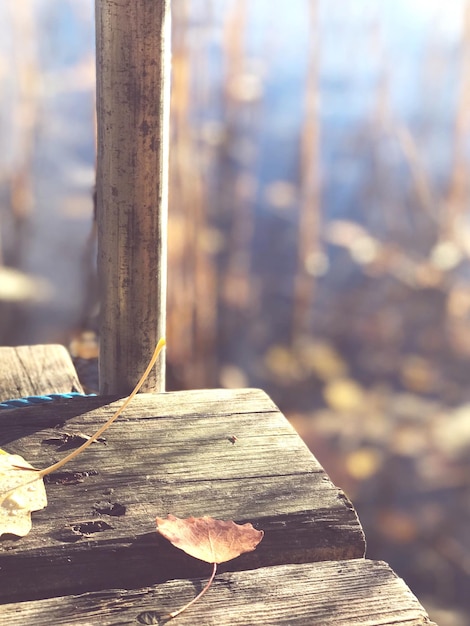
[156,514,264,564]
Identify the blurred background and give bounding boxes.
[1,1,470,623]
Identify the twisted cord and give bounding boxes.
[0,392,95,409]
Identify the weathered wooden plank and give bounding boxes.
[0,344,83,401]
[0,559,435,625]
[0,388,365,602]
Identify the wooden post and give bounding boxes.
[95,0,171,394]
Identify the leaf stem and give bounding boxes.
[0,340,165,501]
[38,338,166,479]
[169,562,217,619]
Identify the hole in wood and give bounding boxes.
[92,500,126,516]
[53,520,113,543]
[71,520,113,535]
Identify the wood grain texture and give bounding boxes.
[0,559,435,625]
[96,0,170,394]
[0,344,83,401]
[0,388,365,602]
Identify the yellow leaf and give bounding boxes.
[264,345,302,382]
[298,340,348,381]
[377,509,417,544]
[0,454,47,537]
[323,378,365,412]
[400,355,437,393]
[345,448,383,480]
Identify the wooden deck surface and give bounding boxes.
[0,559,435,625]
[0,388,364,602]
[0,345,435,625]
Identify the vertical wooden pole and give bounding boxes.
[95,0,171,394]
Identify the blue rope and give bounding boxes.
[0,392,95,409]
